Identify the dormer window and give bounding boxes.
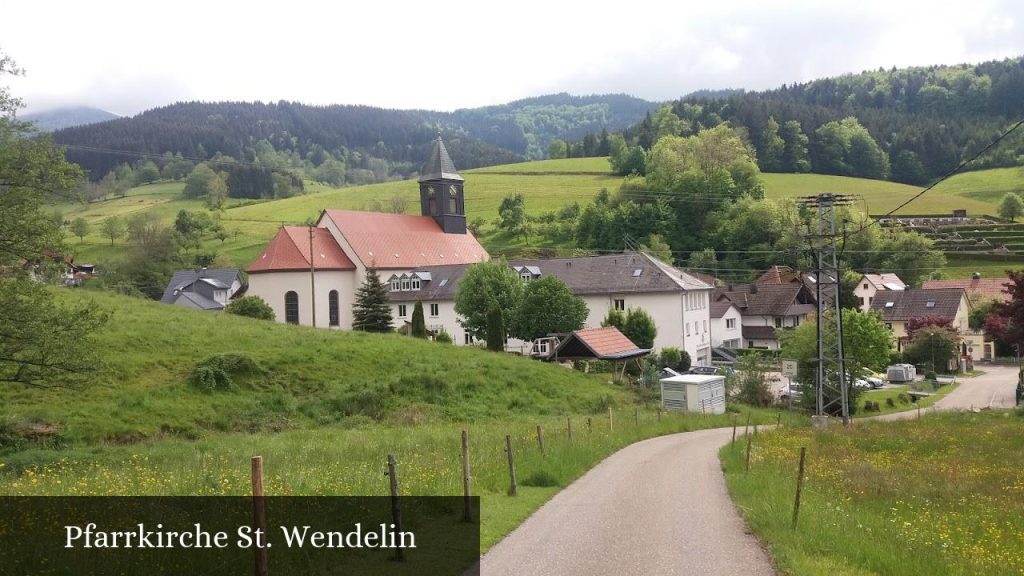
[411,277,421,290]
[520,271,532,282]
[401,277,411,291]
[389,276,400,291]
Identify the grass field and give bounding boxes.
[55,160,1024,273]
[0,290,784,551]
[721,411,1024,575]
[0,290,634,446]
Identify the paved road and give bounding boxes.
[480,365,1017,575]
[879,364,1017,421]
[479,427,774,576]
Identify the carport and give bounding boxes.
[551,326,651,382]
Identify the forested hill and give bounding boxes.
[621,56,1024,185]
[52,101,523,182]
[440,93,660,159]
[52,93,660,181]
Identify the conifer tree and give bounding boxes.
[352,268,392,332]
[486,301,505,351]
[411,301,427,338]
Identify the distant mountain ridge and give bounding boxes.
[51,93,660,180]
[23,106,119,132]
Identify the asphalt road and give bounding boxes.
[479,427,774,576]
[479,364,1017,575]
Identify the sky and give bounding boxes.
[2,0,1023,116]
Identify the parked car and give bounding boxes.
[687,366,720,375]
[778,383,803,401]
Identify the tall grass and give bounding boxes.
[0,407,781,551]
[721,411,1024,575]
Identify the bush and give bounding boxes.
[188,352,264,392]
[434,329,453,344]
[224,296,275,321]
[521,470,560,487]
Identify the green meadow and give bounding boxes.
[721,411,1024,575]
[56,158,1024,274]
[0,289,780,551]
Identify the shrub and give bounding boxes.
[521,470,560,487]
[434,329,453,344]
[188,352,264,392]
[886,398,896,408]
[660,347,682,370]
[225,296,275,321]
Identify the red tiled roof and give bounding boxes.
[322,210,488,269]
[571,327,646,358]
[756,265,800,285]
[921,278,1011,301]
[246,226,355,273]
[863,273,906,290]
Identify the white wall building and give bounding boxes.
[854,273,906,312]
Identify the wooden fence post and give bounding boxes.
[536,425,545,457]
[657,408,662,423]
[567,416,573,442]
[744,429,753,474]
[635,407,639,426]
[791,447,807,529]
[387,454,404,561]
[461,430,472,523]
[731,419,737,446]
[777,412,782,427]
[505,435,518,496]
[251,456,269,576]
[744,413,751,437]
[587,417,592,434]
[608,406,614,432]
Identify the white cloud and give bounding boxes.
[1,0,1022,114]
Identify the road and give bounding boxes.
[878,364,1017,421]
[479,364,1016,575]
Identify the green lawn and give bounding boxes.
[858,382,957,416]
[721,411,1024,575]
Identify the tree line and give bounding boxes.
[575,56,1024,184]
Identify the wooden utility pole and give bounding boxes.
[505,435,518,496]
[461,431,472,523]
[387,454,404,560]
[251,456,268,576]
[308,225,316,328]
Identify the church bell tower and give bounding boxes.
[418,136,466,234]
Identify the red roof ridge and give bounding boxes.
[246,226,355,273]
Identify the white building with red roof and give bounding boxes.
[246,137,489,328]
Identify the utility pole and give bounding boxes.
[797,193,854,426]
[308,225,317,328]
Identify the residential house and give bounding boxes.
[386,252,716,365]
[710,299,742,349]
[853,273,906,312]
[869,288,970,354]
[160,268,246,310]
[246,137,489,327]
[715,280,818,350]
[922,276,1010,360]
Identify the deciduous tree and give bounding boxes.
[101,215,125,246]
[454,259,523,339]
[999,192,1024,222]
[509,275,588,342]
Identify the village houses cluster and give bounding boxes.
[161,138,999,369]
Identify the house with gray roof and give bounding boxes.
[869,288,969,352]
[386,252,716,365]
[714,280,818,350]
[160,268,246,311]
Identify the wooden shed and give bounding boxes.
[550,326,650,381]
[660,374,727,414]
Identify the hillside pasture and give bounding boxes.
[51,160,1024,273]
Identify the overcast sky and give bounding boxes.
[2,0,1022,116]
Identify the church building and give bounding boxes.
[245,137,489,328]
